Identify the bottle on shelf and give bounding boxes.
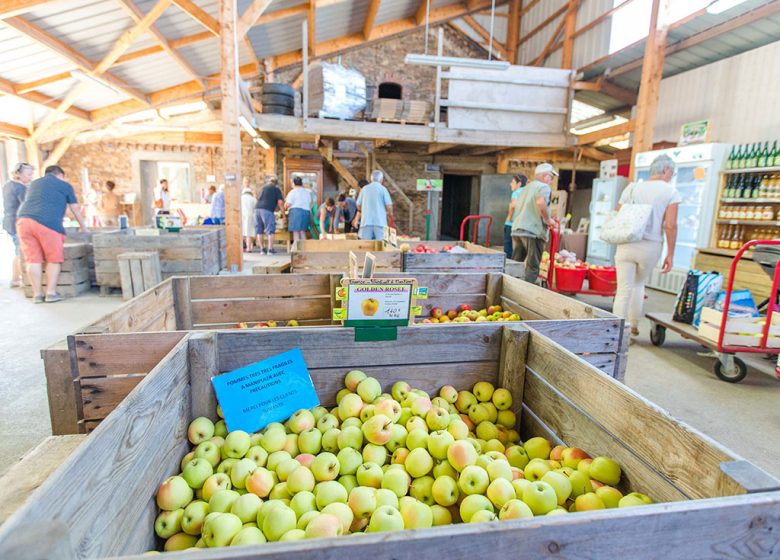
[726,146,735,170]
[759,142,770,168]
[772,141,780,167]
[737,145,746,169]
[729,225,743,250]
[718,225,730,249]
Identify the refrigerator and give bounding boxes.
[633,143,729,294]
[587,177,629,265]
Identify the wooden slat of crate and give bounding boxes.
[191,296,332,326]
[87,280,175,334]
[189,273,333,300]
[294,239,388,252]
[69,331,186,378]
[292,251,402,273]
[42,342,79,435]
[525,329,745,499]
[80,375,145,421]
[0,435,86,524]
[501,274,608,319]
[402,242,505,273]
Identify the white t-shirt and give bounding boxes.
[285,187,312,210]
[619,180,681,242]
[154,186,171,211]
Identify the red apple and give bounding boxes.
[430,308,444,319]
[458,304,472,312]
[446,309,458,320]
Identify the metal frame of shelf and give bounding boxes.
[723,165,780,174]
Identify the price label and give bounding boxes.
[342,278,416,327]
[335,286,347,301]
[332,308,347,320]
[414,287,429,299]
[411,306,423,316]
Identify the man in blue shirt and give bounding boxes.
[16,165,88,303]
[210,185,226,225]
[354,170,394,240]
[337,193,358,233]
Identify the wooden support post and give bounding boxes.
[307,0,316,57]
[561,0,579,69]
[506,0,520,64]
[433,27,443,139]
[220,0,243,272]
[42,133,76,169]
[629,0,669,178]
[25,138,42,174]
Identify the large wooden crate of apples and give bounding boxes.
[290,240,401,273]
[3,324,777,559]
[44,273,626,435]
[401,241,506,273]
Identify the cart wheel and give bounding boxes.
[650,324,666,346]
[713,357,747,383]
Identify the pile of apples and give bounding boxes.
[235,320,300,329]
[422,304,521,324]
[407,244,455,254]
[152,374,653,552]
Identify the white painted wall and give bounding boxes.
[654,40,780,144]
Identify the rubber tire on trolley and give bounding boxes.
[649,324,666,346]
[261,83,295,96]
[262,104,294,116]
[261,93,295,108]
[713,356,747,383]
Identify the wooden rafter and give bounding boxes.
[237,0,272,38]
[3,16,148,103]
[462,15,509,60]
[117,0,206,89]
[561,0,579,69]
[0,121,29,139]
[42,133,76,168]
[576,120,635,145]
[364,0,381,40]
[30,81,90,142]
[171,0,219,35]
[506,0,520,63]
[0,76,90,121]
[14,72,72,94]
[530,10,567,66]
[517,4,566,48]
[427,143,459,155]
[308,0,316,56]
[0,0,49,19]
[415,0,429,25]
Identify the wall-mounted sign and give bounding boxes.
[679,120,711,146]
[416,179,443,191]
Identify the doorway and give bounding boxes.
[441,174,478,240]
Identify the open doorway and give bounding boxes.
[440,174,478,240]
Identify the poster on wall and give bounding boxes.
[679,120,711,146]
[416,179,443,191]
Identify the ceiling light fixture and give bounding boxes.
[404,54,509,70]
[238,115,258,138]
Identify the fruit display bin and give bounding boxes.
[2,324,777,559]
[290,240,402,273]
[43,272,627,435]
[401,242,506,273]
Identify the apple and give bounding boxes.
[391,381,412,402]
[214,420,228,438]
[405,448,434,478]
[459,494,494,523]
[348,486,378,519]
[338,475,357,495]
[362,414,393,445]
[457,465,489,496]
[561,447,590,469]
[268,481,291,500]
[339,393,364,419]
[356,462,384,488]
[322,428,341,453]
[164,532,199,552]
[288,409,316,434]
[244,467,274,498]
[430,307,444,319]
[310,452,340,482]
[230,458,257,489]
[469,510,497,523]
[316,413,340,433]
[550,445,565,462]
[433,459,458,480]
[266,450,292,472]
[311,406,329,422]
[286,465,316,494]
[486,460,513,483]
[574,492,605,511]
[475,421,499,442]
[188,417,215,445]
[245,445,268,467]
[381,467,411,498]
[577,458,593,477]
[458,304,472,312]
[541,471,572,505]
[467,404,491,425]
[336,447,363,477]
[447,419,469,440]
[216,458,238,475]
[589,456,622,486]
[315,480,348,509]
[230,493,262,524]
[595,485,623,508]
[157,476,194,511]
[341,417,362,430]
[261,503,297,541]
[367,505,405,532]
[209,489,240,513]
[374,399,402,423]
[406,427,429,450]
[155,508,184,539]
[484,439,505,454]
[499,498,534,520]
[359,405,376,423]
[373,488,398,510]
[230,526,266,546]
[522,481,558,515]
[427,430,455,460]
[431,504,453,526]
[496,410,516,429]
[392,447,410,465]
[431,475,459,506]
[400,499,433,529]
[260,427,287,453]
[410,476,435,506]
[336,425,364,451]
[298,428,323,455]
[305,513,344,538]
[357,377,382,403]
[321,502,354,533]
[194,441,221,469]
[181,500,209,535]
[386,424,408,453]
[507,429,521,444]
[344,370,368,392]
[411,396,432,417]
[523,458,551,482]
[255,499,286,528]
[619,492,653,508]
[567,470,591,499]
[447,440,478,472]
[203,512,243,548]
[224,430,251,459]
[436,385,457,404]
[425,407,451,431]
[523,437,552,460]
[290,490,317,518]
[181,458,213,490]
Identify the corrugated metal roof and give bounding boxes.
[36,76,130,111]
[247,13,303,59]
[316,0,370,43]
[0,96,49,129]
[375,0,417,26]
[110,51,194,92]
[0,25,75,84]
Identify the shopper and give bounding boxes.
[3,162,33,288]
[285,176,312,242]
[354,170,394,240]
[255,176,284,254]
[154,179,171,213]
[99,181,121,227]
[613,154,680,338]
[317,197,339,237]
[85,182,103,227]
[240,180,256,253]
[210,185,225,225]
[337,192,358,233]
[16,165,88,303]
[204,185,216,204]
[504,174,527,259]
[511,163,556,283]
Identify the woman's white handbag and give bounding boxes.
[599,185,652,244]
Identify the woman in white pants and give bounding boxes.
[613,154,680,338]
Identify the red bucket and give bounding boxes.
[588,266,617,293]
[555,265,587,292]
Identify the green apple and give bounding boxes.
[541,471,572,505]
[244,467,274,498]
[209,489,240,513]
[523,458,551,482]
[411,396,433,417]
[164,532,199,551]
[201,473,231,501]
[181,458,213,490]
[348,486,378,519]
[577,458,593,477]
[357,377,382,403]
[438,385,458,404]
[295,453,315,468]
[589,456,622,486]
[483,439,505,454]
[469,509,497,523]
[447,440,479,472]
[321,428,341,453]
[310,452,340,482]
[381,467,411,498]
[458,465,490,495]
[321,502,353,533]
[400,498,433,529]
[290,490,317,518]
[157,476,194,511]
[268,481,291,500]
[575,492,605,511]
[374,488,399,510]
[298,428,323,455]
[375,398,402,423]
[345,370,368,391]
[367,505,404,532]
[511,478,532,498]
[286,465,316,494]
[431,504,453,526]
[359,404,376,423]
[203,512,243,548]
[398,408,413,427]
[426,430,454,460]
[471,381,494,402]
[522,481,557,515]
[194,441,221,469]
[230,458,257,489]
[391,381,412,402]
[499,498,533,520]
[567,470,591,499]
[362,414,393,445]
[406,416,429,434]
[339,393,364,419]
[362,443,388,466]
[267,450,292,472]
[433,459,458,480]
[214,420,228,439]
[406,428,429,451]
[288,409,316,434]
[459,494,494,523]
[467,404,491,425]
[447,419,469,440]
[260,427,287,453]
[410,476,435,506]
[155,508,184,539]
[356,462,384,488]
[181,500,209,535]
[284,432,301,456]
[230,526,266,546]
[335,425,363,451]
[619,492,653,508]
[496,410,516,429]
[486,478,515,509]
[316,413,340,433]
[179,451,195,472]
[455,391,477,413]
[255,499,285,528]
[475,421,499,442]
[230,493,262,523]
[311,406,329,422]
[523,437,552,460]
[245,445,268,467]
[305,513,344,538]
[491,388,512,411]
[339,474,358,495]
[276,458,301,482]
[426,407,451,431]
[188,417,215,445]
[224,430,251,459]
[315,480,348,509]
[486,459,513,483]
[392,448,410,465]
[595,485,623,508]
[341,417,362,430]
[405,448,434,478]
[432,475,459,506]
[561,447,590,469]
[297,510,320,531]
[216,457,238,475]
[262,504,297,541]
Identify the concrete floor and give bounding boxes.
[0,238,777,480]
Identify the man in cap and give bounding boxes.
[511,163,557,283]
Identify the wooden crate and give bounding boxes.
[694,248,771,302]
[93,229,221,288]
[3,324,777,559]
[22,242,91,298]
[185,225,227,270]
[402,241,506,273]
[290,239,402,273]
[44,272,625,435]
[64,227,121,286]
[117,252,162,300]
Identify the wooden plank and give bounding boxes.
[526,318,622,353]
[520,402,565,445]
[501,275,611,319]
[523,368,689,502]
[0,435,86,524]
[292,251,402,273]
[486,272,503,306]
[217,323,504,372]
[191,297,332,326]
[172,276,192,330]
[189,273,332,299]
[118,257,134,300]
[402,252,506,272]
[525,329,746,499]
[189,332,219,420]
[294,239,389,252]
[577,119,635,145]
[721,460,780,494]
[87,280,175,334]
[579,353,618,372]
[0,338,191,559]
[71,331,186,378]
[42,343,79,435]
[498,327,529,421]
[374,271,488,295]
[80,375,145,420]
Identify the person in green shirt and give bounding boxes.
[511,163,557,283]
[504,174,527,259]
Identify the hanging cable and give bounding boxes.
[424,0,431,54]
[487,0,496,61]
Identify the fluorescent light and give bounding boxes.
[572,114,615,131]
[238,115,258,138]
[159,101,207,119]
[70,70,119,94]
[404,54,510,70]
[255,136,270,150]
[707,0,749,14]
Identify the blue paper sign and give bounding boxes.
[211,348,320,433]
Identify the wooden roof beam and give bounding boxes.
[529,10,567,66]
[171,0,219,35]
[427,143,459,154]
[0,76,91,121]
[561,0,579,69]
[364,0,381,40]
[506,0,520,63]
[462,15,509,60]
[30,81,91,142]
[575,119,635,145]
[518,4,566,48]
[308,0,316,56]
[237,0,272,38]
[415,0,428,25]
[0,121,29,139]
[0,0,49,19]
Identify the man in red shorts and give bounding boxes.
[16,165,88,303]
